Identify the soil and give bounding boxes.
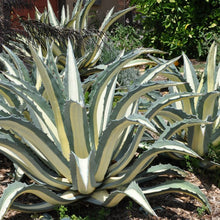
[1,153,220,220]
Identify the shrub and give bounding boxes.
[109,22,143,52]
[130,0,220,59]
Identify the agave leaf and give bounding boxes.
[197,91,220,120]
[79,0,96,30]
[12,202,56,213]
[160,71,192,92]
[65,17,75,29]
[34,46,43,90]
[205,41,217,93]
[136,56,181,85]
[70,151,98,194]
[188,123,213,156]
[3,46,30,82]
[64,101,90,157]
[11,190,85,213]
[0,139,71,189]
[60,5,66,26]
[0,101,22,117]
[89,181,157,216]
[47,0,59,27]
[97,75,118,136]
[0,80,59,144]
[211,128,220,146]
[103,140,199,189]
[0,87,20,108]
[135,164,187,184]
[89,48,151,149]
[71,0,84,29]
[145,92,201,120]
[0,116,71,180]
[0,182,84,218]
[158,107,192,123]
[52,42,63,57]
[157,69,197,114]
[85,6,136,67]
[200,159,220,170]
[0,54,19,78]
[123,58,156,69]
[159,118,211,140]
[215,64,220,90]
[99,7,114,31]
[183,52,199,92]
[111,81,185,120]
[65,39,84,103]
[34,6,42,20]
[142,179,210,212]
[100,7,136,33]
[2,71,26,88]
[107,126,145,177]
[95,115,157,182]
[30,44,70,160]
[45,41,65,96]
[145,164,186,177]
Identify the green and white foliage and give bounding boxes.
[22,0,151,76]
[0,41,210,219]
[146,42,220,167]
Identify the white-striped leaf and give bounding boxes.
[30,44,70,160]
[89,48,151,149]
[103,140,199,189]
[159,118,211,140]
[70,151,98,194]
[47,0,59,26]
[188,123,213,156]
[0,117,71,180]
[65,39,84,103]
[3,46,31,82]
[136,56,181,85]
[95,115,157,182]
[64,101,90,157]
[111,81,185,120]
[205,41,217,93]
[0,139,71,189]
[142,180,210,212]
[145,92,201,120]
[0,182,84,218]
[0,80,59,145]
[88,181,157,216]
[183,52,199,92]
[197,91,220,120]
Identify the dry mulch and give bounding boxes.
[0,153,220,220]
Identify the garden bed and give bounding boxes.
[1,153,219,220]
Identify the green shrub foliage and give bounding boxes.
[130,0,220,59]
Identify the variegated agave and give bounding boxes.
[20,0,151,76]
[143,42,220,168]
[0,41,210,219]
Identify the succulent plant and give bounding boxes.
[18,0,152,76]
[0,41,210,219]
[144,42,220,168]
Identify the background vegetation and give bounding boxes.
[125,0,220,60]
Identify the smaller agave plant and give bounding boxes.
[0,41,210,219]
[20,0,150,76]
[144,42,220,168]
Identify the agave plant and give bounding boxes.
[18,0,152,77]
[0,41,210,219]
[143,42,220,168]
